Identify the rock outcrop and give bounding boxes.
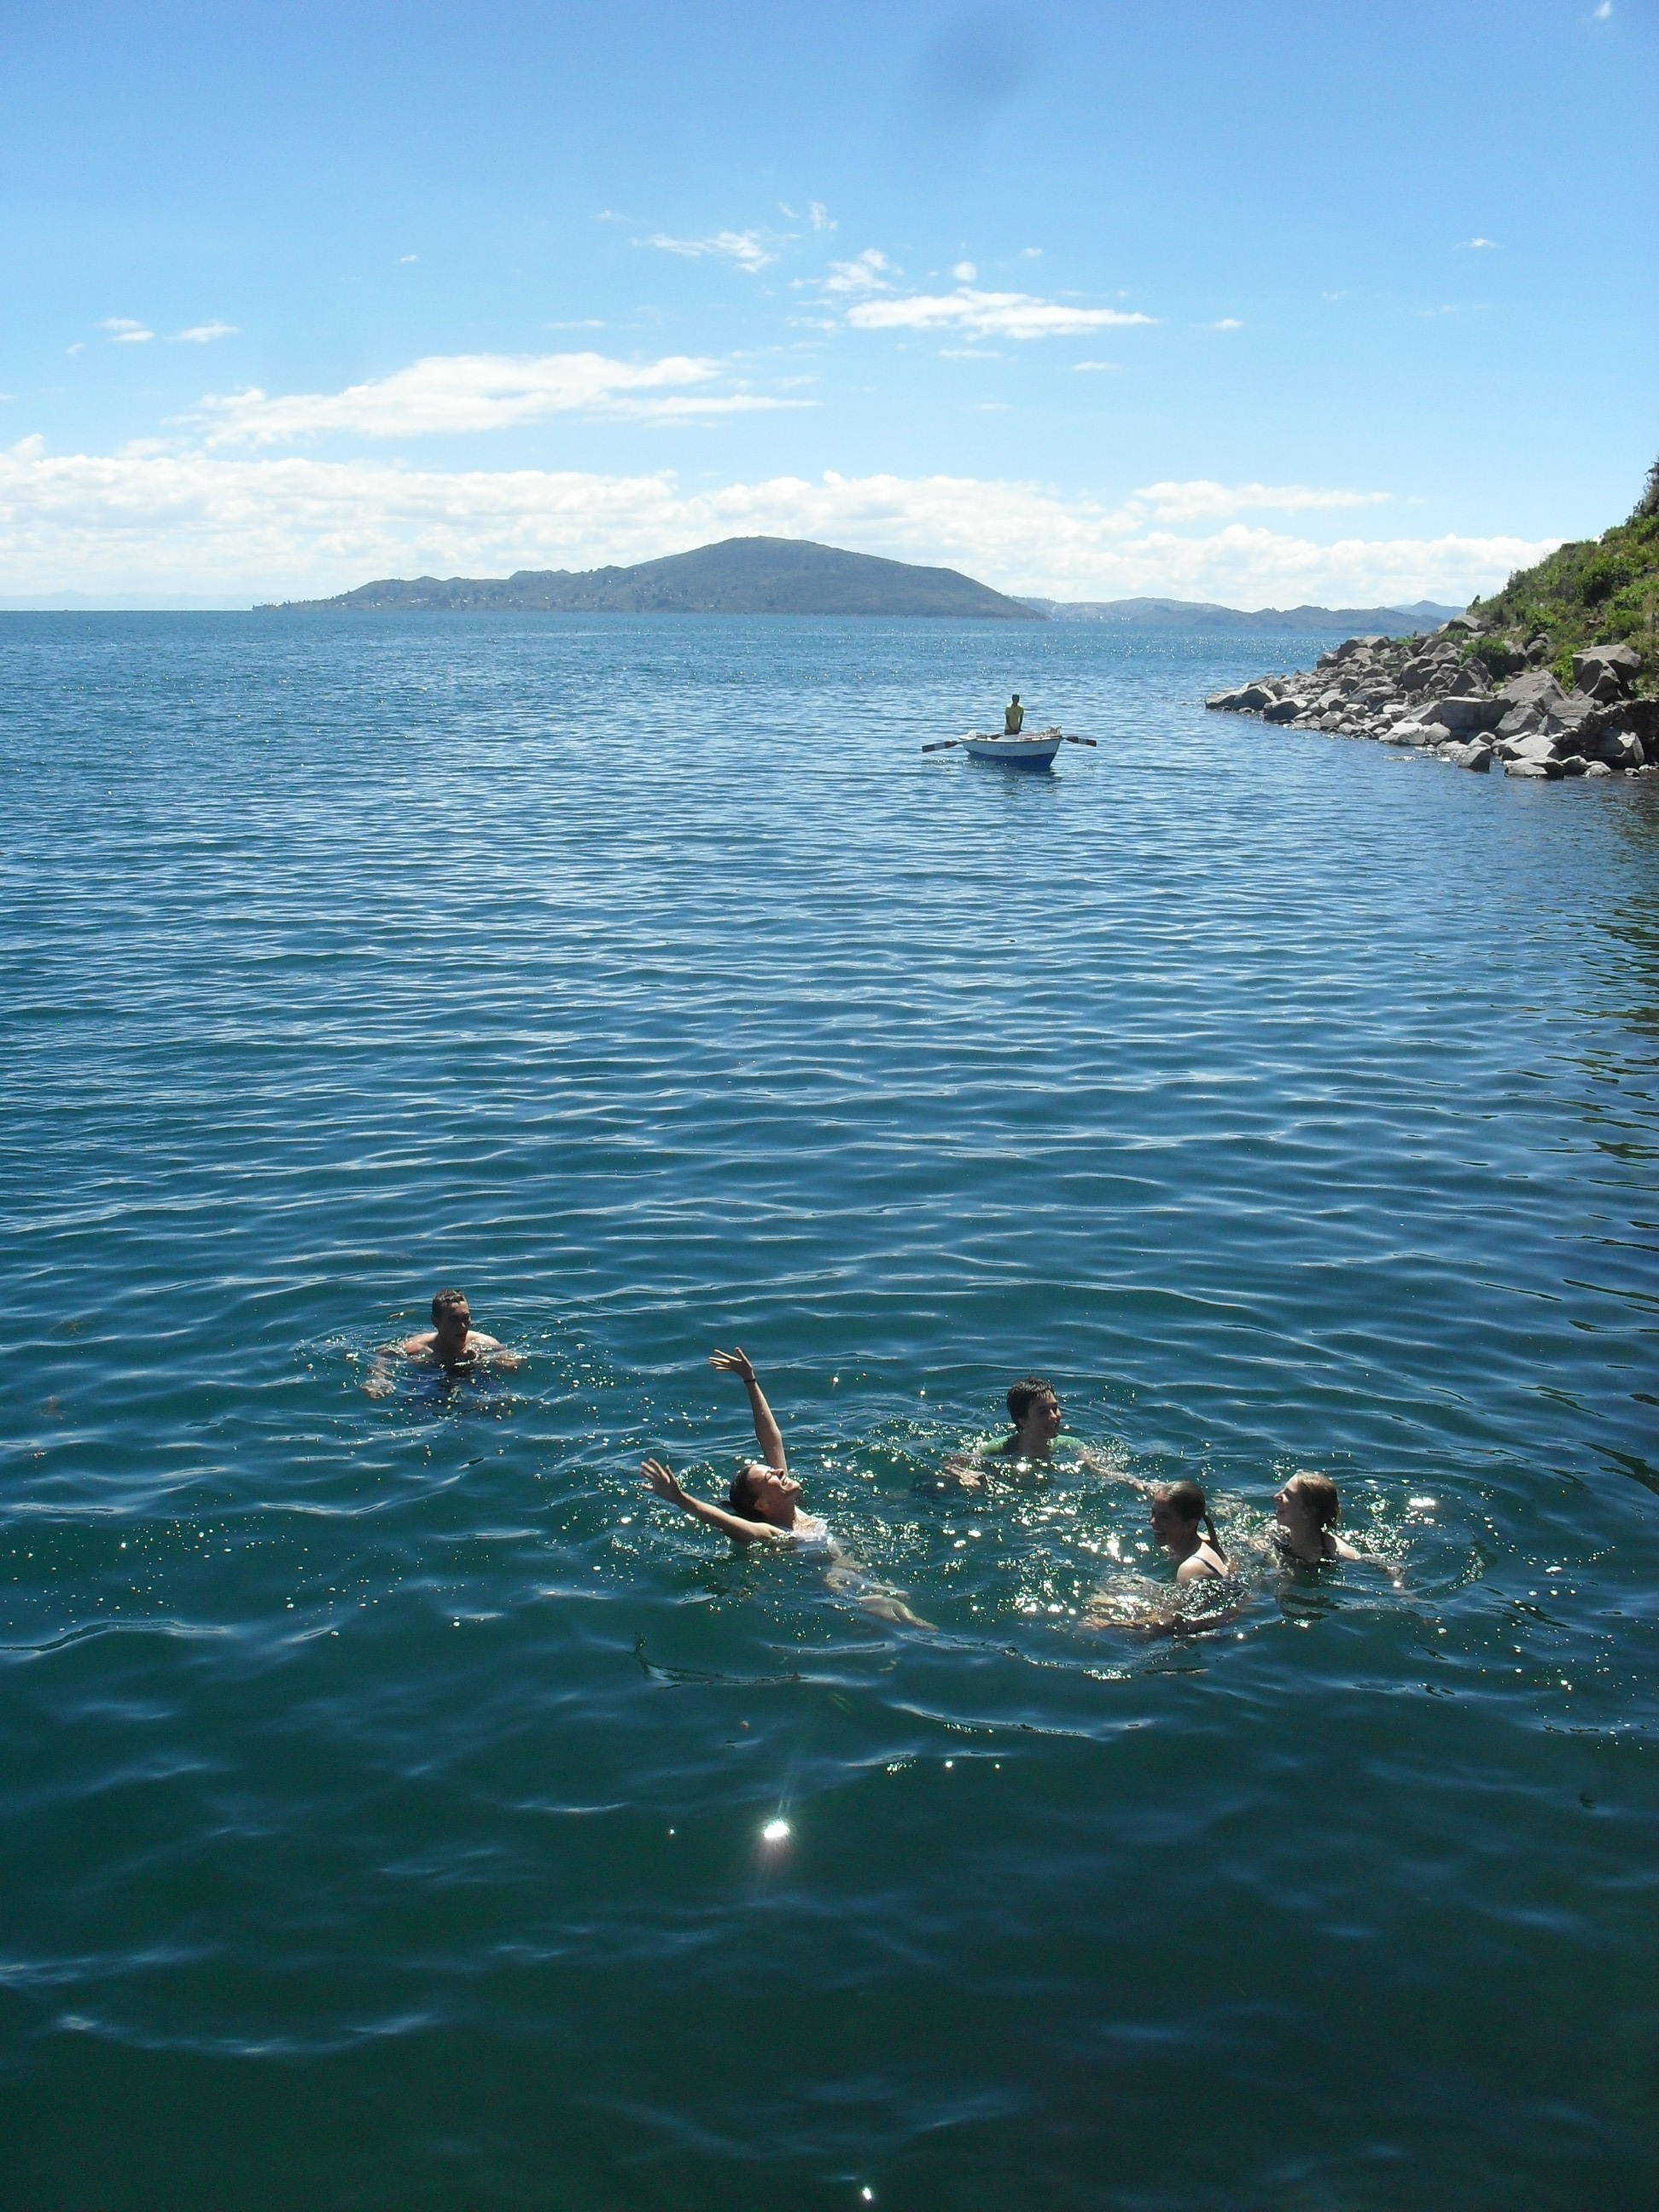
[1205,620,1654,783]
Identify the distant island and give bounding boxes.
[1019,594,1465,632]
[264,536,1043,620]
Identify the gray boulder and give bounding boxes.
[1497,731,1560,768]
[1573,642,1641,692]
[1496,669,1566,713]
[1495,704,1542,740]
[1430,695,1504,733]
[1593,728,1645,769]
[1234,684,1274,711]
[1441,737,1493,771]
[1261,696,1302,723]
[1505,759,1554,779]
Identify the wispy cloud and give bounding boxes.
[102,317,154,344]
[1073,360,1122,374]
[847,287,1155,340]
[398,253,418,265]
[642,229,777,272]
[1211,318,1243,331]
[1128,480,1392,523]
[191,352,811,445]
[952,260,977,282]
[1455,236,1499,250]
[0,440,1554,608]
[173,323,237,344]
[820,249,894,295]
[1590,3,1611,20]
[808,201,835,231]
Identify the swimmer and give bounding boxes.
[643,1350,932,1626]
[365,1287,521,1394]
[1150,1480,1229,1584]
[642,1348,825,1551]
[941,1376,1064,1486]
[1272,1471,1372,1565]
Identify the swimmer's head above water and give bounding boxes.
[430,1288,474,1365]
[1274,1472,1358,1563]
[729,1460,805,1529]
[1004,1377,1062,1458]
[1150,1481,1227,1581]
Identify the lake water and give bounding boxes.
[3,613,1657,2210]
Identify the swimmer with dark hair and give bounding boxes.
[1001,1377,1062,1460]
[1150,1481,1229,1583]
[642,1348,827,1551]
[642,1351,932,1626]
[365,1286,521,1394]
[1273,1472,1392,1571]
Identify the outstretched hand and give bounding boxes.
[708,1348,756,1383]
[641,1457,687,1506]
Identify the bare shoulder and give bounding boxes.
[466,1330,504,1353]
[399,1330,436,1357]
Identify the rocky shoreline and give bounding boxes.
[1205,620,1654,780]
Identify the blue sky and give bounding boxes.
[1,0,1653,605]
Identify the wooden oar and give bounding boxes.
[1062,735,1097,747]
[921,737,964,753]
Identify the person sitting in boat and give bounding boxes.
[1004,693,1024,734]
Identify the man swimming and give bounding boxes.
[366,1288,521,1393]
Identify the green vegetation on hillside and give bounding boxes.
[1470,457,1659,691]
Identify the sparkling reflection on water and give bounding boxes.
[3,613,1658,2209]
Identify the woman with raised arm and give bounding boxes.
[641,1348,831,1552]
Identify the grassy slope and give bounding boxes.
[1470,465,1658,692]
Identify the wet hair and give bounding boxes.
[432,1288,469,1324]
[1156,1480,1226,1563]
[727,1464,766,1522]
[1006,1377,1056,1427]
[1290,1472,1340,1529]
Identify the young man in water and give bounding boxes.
[366,1288,521,1393]
[940,1376,1064,1487]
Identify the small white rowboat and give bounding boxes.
[960,726,1065,769]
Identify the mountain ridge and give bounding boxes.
[264,536,1044,620]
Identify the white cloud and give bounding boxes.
[952,261,977,282]
[398,253,418,265]
[1073,360,1122,374]
[191,351,809,444]
[1212,317,1244,331]
[173,323,237,344]
[1020,247,1042,259]
[1591,2,1611,19]
[103,318,154,344]
[1456,237,1499,250]
[847,288,1155,340]
[67,342,85,357]
[1129,480,1391,522]
[0,438,1553,607]
[821,250,893,295]
[643,229,776,272]
[808,201,835,231]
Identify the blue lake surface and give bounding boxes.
[3,612,1657,2209]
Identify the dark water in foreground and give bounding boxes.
[3,613,1657,2210]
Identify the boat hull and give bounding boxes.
[959,728,1064,770]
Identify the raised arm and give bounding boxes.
[640,1458,784,1549]
[708,1348,785,1471]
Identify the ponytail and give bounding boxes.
[1202,1510,1226,1563]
